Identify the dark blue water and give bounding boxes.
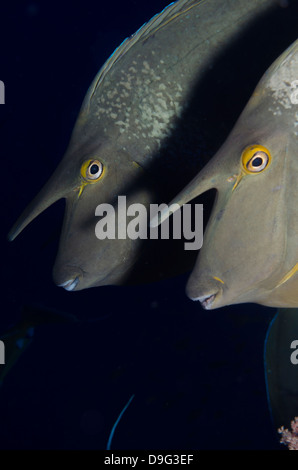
[0,0,285,449]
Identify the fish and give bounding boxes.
[0,305,78,386]
[8,0,293,291]
[264,308,298,431]
[152,39,298,309]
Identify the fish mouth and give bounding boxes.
[190,292,219,310]
[57,278,79,292]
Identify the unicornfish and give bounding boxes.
[152,39,298,309]
[8,0,282,291]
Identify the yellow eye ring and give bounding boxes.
[80,159,104,183]
[241,145,271,174]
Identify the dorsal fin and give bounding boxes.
[84,0,202,108]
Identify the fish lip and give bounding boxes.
[58,277,79,292]
[190,292,218,310]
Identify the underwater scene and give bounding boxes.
[1,0,298,450]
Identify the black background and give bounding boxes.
[0,0,292,449]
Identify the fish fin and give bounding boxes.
[85,1,201,107]
[106,394,135,450]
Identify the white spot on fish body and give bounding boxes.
[267,53,297,110]
[120,81,132,90]
[115,120,129,129]
[107,90,118,99]
[156,97,168,110]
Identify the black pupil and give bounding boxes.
[252,157,263,167]
[90,164,99,175]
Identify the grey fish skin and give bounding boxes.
[8,0,283,291]
[159,40,298,309]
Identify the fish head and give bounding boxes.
[153,40,298,309]
[185,130,289,310]
[8,138,149,291]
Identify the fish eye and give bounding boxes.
[246,152,268,172]
[241,145,271,174]
[81,159,104,182]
